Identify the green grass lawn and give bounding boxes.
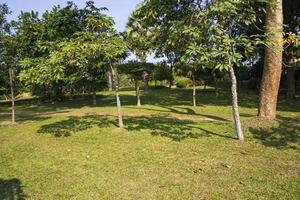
[0,87,299,199]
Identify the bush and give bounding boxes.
[175,77,190,88]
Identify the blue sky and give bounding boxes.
[2,0,142,32]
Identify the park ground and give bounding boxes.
[0,86,299,199]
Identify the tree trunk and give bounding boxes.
[108,71,113,91]
[143,70,149,91]
[168,65,173,89]
[192,75,196,107]
[9,67,15,124]
[286,67,296,100]
[229,67,244,141]
[111,66,124,128]
[212,72,219,97]
[134,78,141,106]
[258,0,283,119]
[92,89,97,106]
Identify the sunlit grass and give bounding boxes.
[0,87,299,199]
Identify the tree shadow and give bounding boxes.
[127,106,230,122]
[0,114,50,125]
[0,178,26,200]
[37,114,116,137]
[125,115,234,141]
[249,116,300,150]
[37,114,235,141]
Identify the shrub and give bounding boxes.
[175,77,190,88]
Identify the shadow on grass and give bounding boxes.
[0,114,50,125]
[1,88,299,116]
[127,106,230,122]
[0,178,26,200]
[37,115,116,137]
[249,116,300,150]
[37,114,235,141]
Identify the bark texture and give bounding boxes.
[229,67,244,141]
[258,0,283,119]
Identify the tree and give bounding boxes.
[258,0,283,119]
[207,0,265,141]
[124,15,153,90]
[129,0,266,140]
[118,61,155,106]
[283,0,300,100]
[0,4,18,124]
[16,1,107,99]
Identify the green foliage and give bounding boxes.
[118,61,155,80]
[15,1,126,98]
[152,62,171,82]
[175,76,190,88]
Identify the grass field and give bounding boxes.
[0,87,299,199]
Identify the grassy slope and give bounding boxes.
[0,87,299,199]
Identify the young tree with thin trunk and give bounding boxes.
[258,0,283,119]
[192,74,196,107]
[118,61,155,107]
[111,66,124,128]
[8,66,15,124]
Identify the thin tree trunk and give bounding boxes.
[108,71,113,91]
[286,67,296,100]
[192,75,196,107]
[203,80,207,90]
[258,0,283,119]
[212,72,219,97]
[140,56,149,91]
[229,67,244,141]
[168,65,173,89]
[9,67,15,124]
[92,89,97,106]
[111,66,124,128]
[143,71,149,91]
[134,78,141,106]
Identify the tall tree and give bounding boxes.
[258,0,283,119]
[125,15,153,90]
[0,4,18,124]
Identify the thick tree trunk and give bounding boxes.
[192,75,196,107]
[229,67,244,141]
[9,67,15,124]
[111,67,124,128]
[286,67,296,100]
[92,89,97,106]
[258,0,283,119]
[212,72,219,97]
[134,78,141,106]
